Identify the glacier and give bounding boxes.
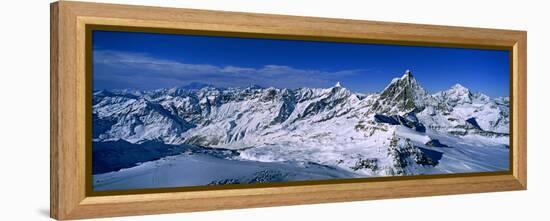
[92,70,509,191]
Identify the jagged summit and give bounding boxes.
[373,70,429,114]
[402,69,413,79]
[450,83,468,91]
[437,83,473,105]
[446,84,471,97]
[400,69,417,85]
[334,81,342,87]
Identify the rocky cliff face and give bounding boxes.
[372,70,432,114]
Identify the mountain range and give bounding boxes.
[92,70,510,189]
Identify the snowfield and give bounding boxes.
[92,71,509,191]
[94,153,358,191]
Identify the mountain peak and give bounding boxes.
[438,83,473,105]
[375,70,428,114]
[246,84,263,89]
[399,70,417,86]
[334,81,342,88]
[402,69,413,79]
[451,83,468,91]
[447,84,471,96]
[180,82,215,90]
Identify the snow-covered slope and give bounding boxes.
[419,83,509,134]
[92,70,510,190]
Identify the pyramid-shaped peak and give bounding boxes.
[334,81,342,87]
[376,69,429,114]
[403,69,413,78]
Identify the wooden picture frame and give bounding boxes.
[50,1,527,220]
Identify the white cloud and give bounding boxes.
[93,50,366,90]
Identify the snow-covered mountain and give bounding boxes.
[93,70,510,189]
[371,70,432,114]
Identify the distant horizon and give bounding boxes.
[95,79,510,98]
[93,30,510,97]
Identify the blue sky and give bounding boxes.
[93,30,510,97]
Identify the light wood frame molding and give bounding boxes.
[50,1,527,220]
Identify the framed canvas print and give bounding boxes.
[50,1,527,220]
